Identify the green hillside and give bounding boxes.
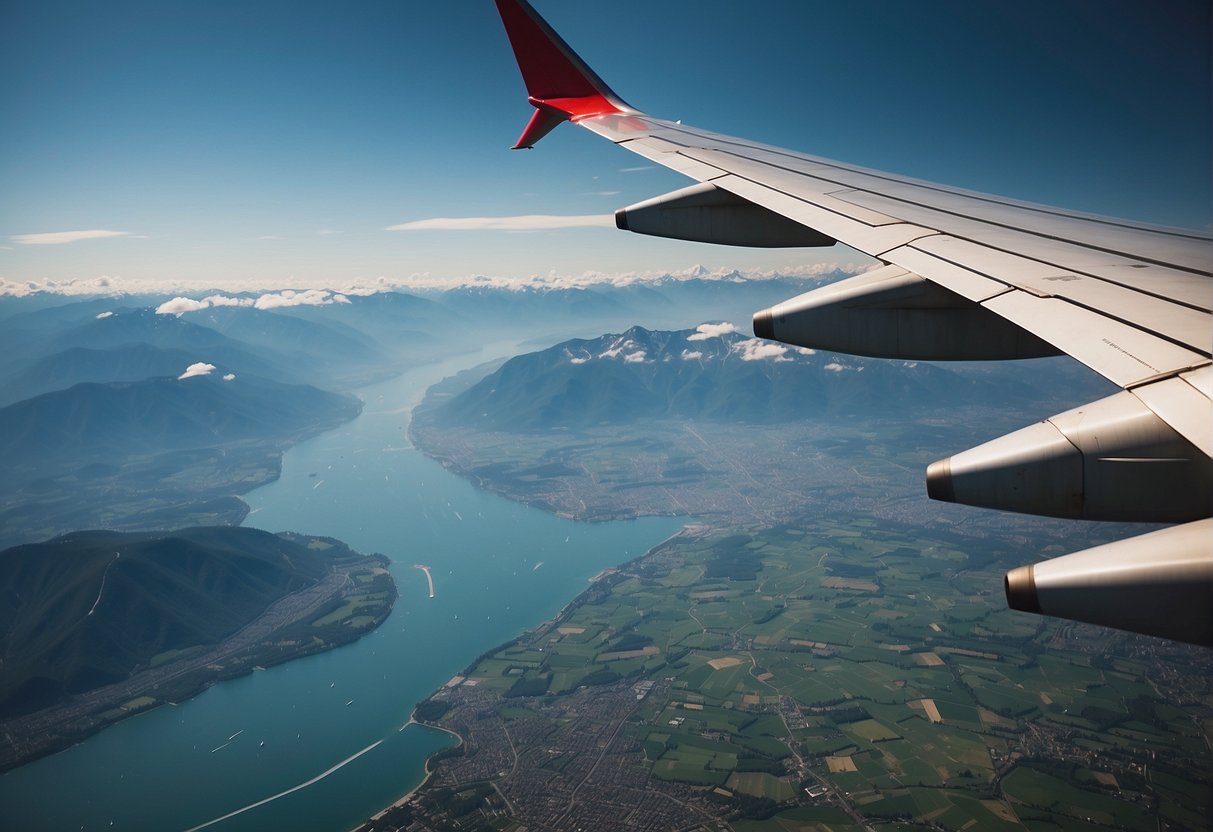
[0,374,360,476]
[0,527,332,718]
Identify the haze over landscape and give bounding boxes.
[1,1,1210,831]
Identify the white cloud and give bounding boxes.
[150,290,348,313]
[795,347,817,356]
[733,339,790,362]
[222,373,236,381]
[620,165,655,173]
[580,191,621,197]
[316,229,342,236]
[95,311,113,319]
[624,350,647,363]
[823,361,853,372]
[11,229,131,246]
[0,262,876,299]
[387,215,615,232]
[256,235,283,241]
[254,289,350,309]
[680,350,703,361]
[156,297,210,315]
[569,357,589,365]
[205,294,254,307]
[178,362,216,380]
[688,322,738,341]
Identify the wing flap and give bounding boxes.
[911,236,1212,353]
[981,292,1209,387]
[1132,369,1213,456]
[879,245,1012,302]
[834,190,1213,310]
[850,183,1213,273]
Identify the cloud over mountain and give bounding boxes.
[178,362,216,380]
[155,290,349,316]
[687,322,739,341]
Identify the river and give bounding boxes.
[0,341,683,832]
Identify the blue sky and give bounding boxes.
[1,0,1208,294]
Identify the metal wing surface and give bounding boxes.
[493,0,1213,644]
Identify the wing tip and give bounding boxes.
[494,0,634,147]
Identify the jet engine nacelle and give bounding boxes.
[751,265,1059,360]
[1005,519,1213,646]
[616,182,835,248]
[927,389,1212,522]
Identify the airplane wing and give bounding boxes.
[493,0,1213,645]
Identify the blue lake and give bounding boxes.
[0,342,683,832]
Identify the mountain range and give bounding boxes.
[0,372,361,481]
[423,325,1041,432]
[0,274,849,408]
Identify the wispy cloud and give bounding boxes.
[387,215,614,232]
[316,229,343,236]
[256,235,283,241]
[620,165,655,173]
[178,362,216,380]
[12,229,131,246]
[579,191,621,197]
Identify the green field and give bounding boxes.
[411,519,1213,831]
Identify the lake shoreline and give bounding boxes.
[355,714,464,830]
[353,522,701,831]
[0,547,394,776]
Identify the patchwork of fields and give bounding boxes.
[367,519,1212,831]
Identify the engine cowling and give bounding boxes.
[927,390,1212,523]
[616,182,835,248]
[751,265,1058,360]
[1005,519,1213,645]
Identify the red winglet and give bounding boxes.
[494,0,635,148]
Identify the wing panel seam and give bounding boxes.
[671,142,1213,276]
[650,125,1213,251]
[911,239,1213,357]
